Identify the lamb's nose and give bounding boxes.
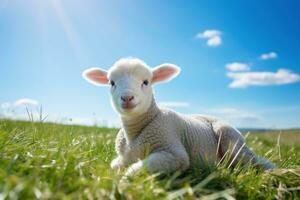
[121,95,134,103]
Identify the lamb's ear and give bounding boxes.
[82,67,109,86]
[151,63,181,84]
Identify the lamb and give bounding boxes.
[82,58,275,176]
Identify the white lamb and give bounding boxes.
[82,58,275,176]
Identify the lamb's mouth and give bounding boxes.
[121,103,138,110]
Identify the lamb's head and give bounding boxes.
[82,58,180,117]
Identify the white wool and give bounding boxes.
[83,58,275,176]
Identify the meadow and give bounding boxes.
[0,119,299,199]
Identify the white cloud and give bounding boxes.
[209,107,262,128]
[14,98,39,107]
[197,30,221,38]
[210,107,241,114]
[207,36,222,47]
[259,105,300,113]
[225,62,250,72]
[260,52,277,60]
[0,108,120,128]
[0,98,122,128]
[158,101,190,108]
[210,108,259,121]
[63,117,120,128]
[0,98,40,121]
[196,29,222,47]
[227,69,300,88]
[0,98,39,112]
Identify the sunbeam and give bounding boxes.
[51,0,86,63]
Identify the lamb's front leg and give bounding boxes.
[125,146,190,176]
[111,129,136,172]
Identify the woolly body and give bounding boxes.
[112,100,273,176]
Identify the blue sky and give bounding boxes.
[1,0,300,128]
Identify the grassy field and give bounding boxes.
[0,119,299,199]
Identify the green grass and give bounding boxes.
[0,119,299,199]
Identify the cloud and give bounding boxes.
[60,117,120,128]
[227,69,300,88]
[197,30,221,38]
[210,107,241,114]
[14,98,39,107]
[158,101,190,108]
[259,105,300,113]
[0,98,122,128]
[260,52,277,60]
[209,107,262,128]
[210,108,258,120]
[0,101,120,128]
[225,62,250,72]
[1,98,39,111]
[207,36,222,47]
[0,98,40,120]
[196,29,222,47]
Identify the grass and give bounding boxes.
[0,119,299,199]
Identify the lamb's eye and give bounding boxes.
[110,80,115,86]
[143,80,149,86]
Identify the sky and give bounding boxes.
[1,0,300,129]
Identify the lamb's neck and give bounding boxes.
[121,99,160,141]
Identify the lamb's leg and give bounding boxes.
[111,129,137,172]
[214,123,275,170]
[125,147,190,176]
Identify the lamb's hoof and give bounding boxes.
[124,160,144,177]
[110,158,124,173]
